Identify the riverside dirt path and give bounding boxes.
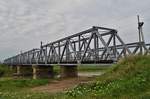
[31,71,105,93]
[31,76,94,93]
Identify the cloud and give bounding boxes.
[0,0,150,60]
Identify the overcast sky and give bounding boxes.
[0,0,150,61]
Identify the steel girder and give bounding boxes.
[3,26,150,65]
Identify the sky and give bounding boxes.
[0,0,150,61]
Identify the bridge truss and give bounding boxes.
[4,26,150,65]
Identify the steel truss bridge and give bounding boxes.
[4,26,150,66]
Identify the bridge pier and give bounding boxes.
[60,65,78,78]
[32,65,54,79]
[16,65,20,75]
[9,65,14,71]
[14,65,33,78]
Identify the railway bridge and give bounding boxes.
[3,26,150,79]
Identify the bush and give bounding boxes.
[0,65,6,77]
[0,79,49,91]
[66,55,150,98]
[0,64,11,77]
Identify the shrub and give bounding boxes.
[66,55,150,98]
[0,64,12,77]
[0,65,6,77]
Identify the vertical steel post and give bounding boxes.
[74,42,76,61]
[113,33,117,59]
[94,33,98,61]
[58,42,61,63]
[66,40,69,62]
[45,46,47,64]
[78,35,81,60]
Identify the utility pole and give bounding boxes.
[137,15,145,54]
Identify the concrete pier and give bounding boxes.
[60,65,78,78]
[16,65,20,75]
[14,65,33,78]
[11,65,77,79]
[32,65,54,79]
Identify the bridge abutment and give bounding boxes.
[32,65,54,79]
[60,65,78,78]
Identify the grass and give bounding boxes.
[65,55,150,99]
[0,55,150,99]
[0,64,13,77]
[0,79,49,91]
[53,64,110,73]
[0,63,110,99]
[0,78,51,99]
[78,65,110,72]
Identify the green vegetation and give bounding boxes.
[0,64,12,77]
[0,55,150,99]
[78,65,110,72]
[66,55,150,98]
[53,64,110,73]
[0,78,50,99]
[0,64,109,99]
[0,79,49,91]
